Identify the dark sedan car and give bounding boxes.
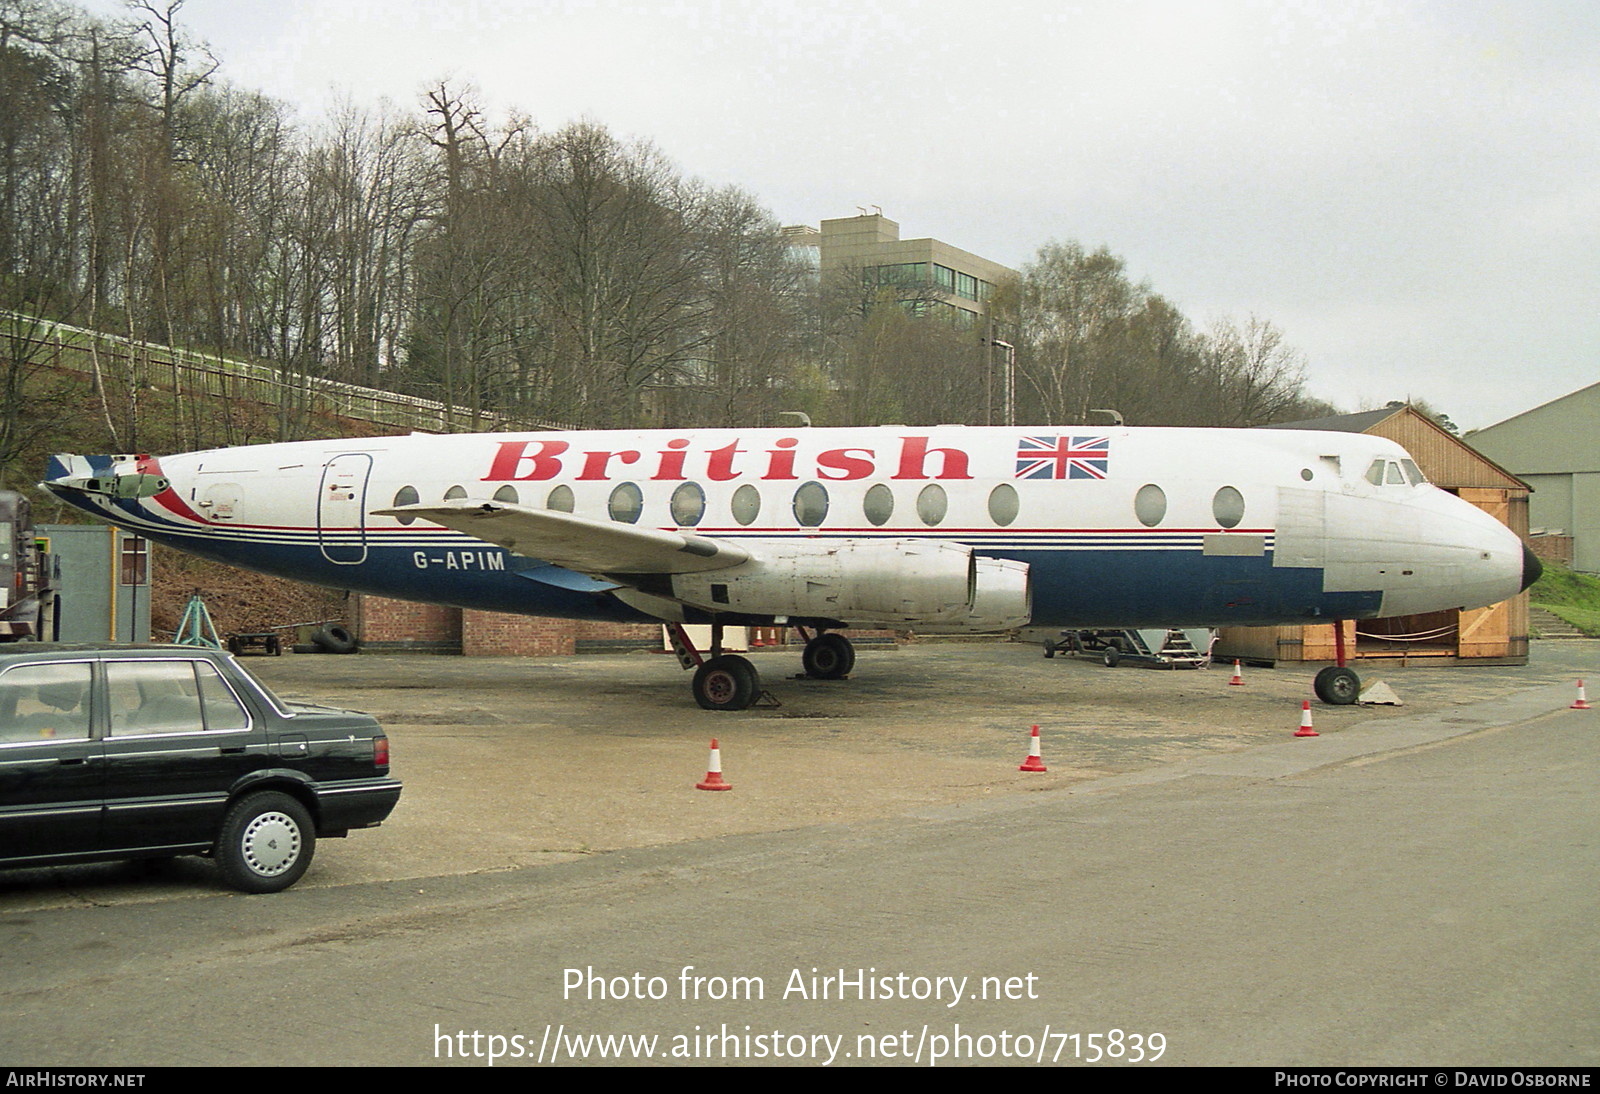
[0,644,400,892]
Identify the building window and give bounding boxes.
[870,262,929,286]
[120,536,148,586]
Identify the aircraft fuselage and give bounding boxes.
[44,425,1536,633]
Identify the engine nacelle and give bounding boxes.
[916,556,1033,632]
[670,539,1031,630]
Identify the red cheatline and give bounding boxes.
[696,738,732,791]
[1019,724,1048,772]
[1294,700,1319,738]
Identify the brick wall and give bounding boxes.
[353,595,462,652]
[353,593,901,657]
[461,609,579,657]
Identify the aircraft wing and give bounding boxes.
[376,500,751,575]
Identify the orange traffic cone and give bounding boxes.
[696,738,733,790]
[1572,680,1592,710]
[1019,724,1048,772]
[1229,660,1245,686]
[1294,700,1319,737]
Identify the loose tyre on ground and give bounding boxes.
[215,791,316,893]
[312,625,357,654]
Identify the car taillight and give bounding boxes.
[373,735,389,768]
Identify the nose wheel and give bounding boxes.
[1314,666,1360,705]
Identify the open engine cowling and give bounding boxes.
[669,538,1031,631]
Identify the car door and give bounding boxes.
[0,659,103,863]
[100,657,258,853]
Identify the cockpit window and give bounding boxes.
[1367,458,1426,487]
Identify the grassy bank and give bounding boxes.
[1530,562,1600,636]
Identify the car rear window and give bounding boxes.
[107,660,248,735]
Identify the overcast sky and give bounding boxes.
[85,0,1598,431]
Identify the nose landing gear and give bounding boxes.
[1314,621,1360,705]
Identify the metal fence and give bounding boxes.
[7,313,567,435]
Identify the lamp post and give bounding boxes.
[991,339,1015,426]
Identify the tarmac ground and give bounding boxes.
[1,635,1594,906]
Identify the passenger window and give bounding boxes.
[1135,484,1167,528]
[444,485,468,500]
[793,482,829,527]
[392,485,419,525]
[916,484,948,526]
[493,485,519,504]
[670,482,706,527]
[547,485,574,513]
[0,662,92,743]
[1212,486,1245,529]
[987,483,1019,527]
[731,484,761,526]
[608,483,643,524]
[107,661,205,736]
[863,484,895,527]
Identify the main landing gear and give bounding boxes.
[665,623,858,711]
[797,628,855,680]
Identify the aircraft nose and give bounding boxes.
[1521,544,1543,593]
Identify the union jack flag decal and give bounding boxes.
[1015,435,1110,480]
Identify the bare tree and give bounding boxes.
[1198,315,1310,426]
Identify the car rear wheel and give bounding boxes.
[215,791,316,893]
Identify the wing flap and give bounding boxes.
[375,500,751,575]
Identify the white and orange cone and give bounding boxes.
[1228,660,1245,686]
[1019,724,1048,772]
[1572,680,1592,710]
[1294,700,1319,737]
[696,738,733,790]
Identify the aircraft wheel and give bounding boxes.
[802,633,855,679]
[693,655,760,711]
[1314,666,1361,705]
[1103,647,1120,668]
